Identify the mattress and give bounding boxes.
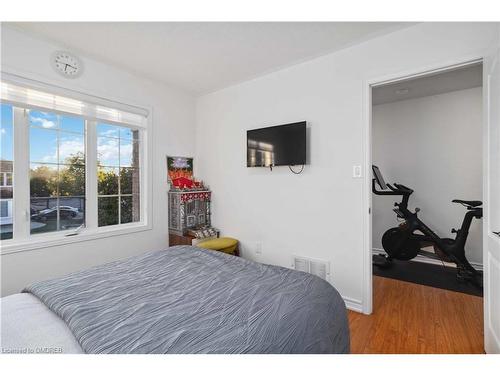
[1,293,83,354]
[2,246,349,354]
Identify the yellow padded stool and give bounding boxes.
[197,237,239,256]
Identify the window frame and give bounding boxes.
[28,109,87,235]
[96,123,142,227]
[0,75,152,255]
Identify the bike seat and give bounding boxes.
[452,199,482,207]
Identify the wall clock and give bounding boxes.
[51,51,83,78]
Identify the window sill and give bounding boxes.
[0,222,152,255]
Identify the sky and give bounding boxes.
[1,104,14,161]
[0,103,138,168]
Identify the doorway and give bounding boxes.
[362,60,485,353]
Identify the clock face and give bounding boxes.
[52,51,82,78]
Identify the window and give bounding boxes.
[29,111,86,234]
[0,77,149,250]
[0,104,14,240]
[1,172,13,187]
[97,123,140,226]
[3,173,13,186]
[0,200,9,217]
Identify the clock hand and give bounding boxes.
[63,63,76,72]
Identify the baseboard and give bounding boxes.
[342,296,363,313]
[372,248,483,271]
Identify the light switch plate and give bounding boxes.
[353,165,362,178]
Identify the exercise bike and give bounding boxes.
[372,165,482,286]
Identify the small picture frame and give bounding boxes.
[167,156,193,183]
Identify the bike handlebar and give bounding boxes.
[372,179,414,196]
[394,183,413,193]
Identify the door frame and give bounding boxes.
[484,42,500,353]
[362,55,485,315]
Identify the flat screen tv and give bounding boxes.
[247,121,306,167]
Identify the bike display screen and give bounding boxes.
[372,165,388,190]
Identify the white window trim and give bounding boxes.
[0,74,153,255]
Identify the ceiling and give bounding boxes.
[373,63,483,105]
[9,22,411,94]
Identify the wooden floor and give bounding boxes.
[348,276,484,354]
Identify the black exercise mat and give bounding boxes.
[373,255,483,297]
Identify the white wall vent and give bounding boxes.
[292,256,330,281]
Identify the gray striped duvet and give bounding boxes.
[23,246,349,354]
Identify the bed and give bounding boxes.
[1,245,349,354]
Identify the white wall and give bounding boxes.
[372,88,483,265]
[195,23,497,310]
[0,26,196,296]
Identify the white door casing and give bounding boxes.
[484,39,500,354]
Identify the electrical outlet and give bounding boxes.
[254,242,262,255]
[352,165,362,178]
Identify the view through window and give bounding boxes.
[97,123,140,227]
[29,110,86,234]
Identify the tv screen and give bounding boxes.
[247,121,306,167]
